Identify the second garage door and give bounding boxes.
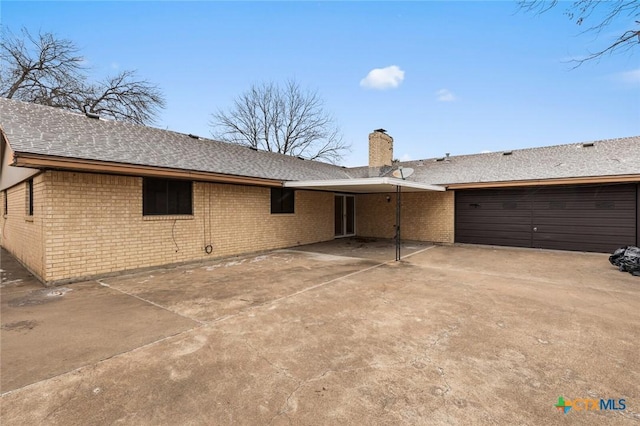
[455,184,638,253]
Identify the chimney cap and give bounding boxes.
[374,128,387,133]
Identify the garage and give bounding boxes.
[455,183,638,253]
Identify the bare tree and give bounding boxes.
[1,27,165,125]
[211,80,349,164]
[76,70,165,125]
[519,1,640,66]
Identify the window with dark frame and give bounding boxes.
[271,188,295,214]
[142,178,193,216]
[26,179,33,216]
[3,190,7,215]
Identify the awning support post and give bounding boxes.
[395,185,401,261]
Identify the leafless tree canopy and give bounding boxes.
[0,28,165,125]
[211,81,349,164]
[519,1,640,66]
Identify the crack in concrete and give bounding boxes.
[269,359,418,424]
[270,381,303,424]
[436,366,452,417]
[42,379,83,422]
[243,339,295,381]
[427,324,459,349]
[269,370,330,423]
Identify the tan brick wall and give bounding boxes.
[1,174,46,278]
[1,169,456,283]
[356,191,454,243]
[40,171,334,283]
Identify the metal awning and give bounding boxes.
[283,177,445,193]
[284,177,446,262]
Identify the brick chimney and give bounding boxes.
[369,129,393,176]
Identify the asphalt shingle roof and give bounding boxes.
[1,98,638,185]
[0,98,353,181]
[392,137,640,185]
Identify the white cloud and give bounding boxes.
[110,62,120,70]
[360,65,405,90]
[436,88,456,102]
[399,153,412,162]
[616,68,640,85]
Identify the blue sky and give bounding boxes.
[2,1,639,166]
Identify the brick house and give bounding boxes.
[1,98,638,284]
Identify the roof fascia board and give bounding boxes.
[446,175,640,189]
[12,152,283,187]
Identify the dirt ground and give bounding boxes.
[1,240,639,425]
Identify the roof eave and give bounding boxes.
[11,151,284,187]
[445,174,640,189]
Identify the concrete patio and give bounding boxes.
[1,240,638,425]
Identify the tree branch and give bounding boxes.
[210,80,349,163]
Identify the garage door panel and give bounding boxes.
[456,215,531,225]
[455,184,637,253]
[534,237,636,252]
[457,210,531,219]
[460,224,531,235]
[456,235,532,248]
[535,185,635,195]
[534,210,634,219]
[456,222,531,230]
[465,230,531,244]
[534,225,635,237]
[459,200,531,212]
[534,240,630,253]
[457,188,531,197]
[456,190,532,248]
[534,217,636,227]
[532,200,636,210]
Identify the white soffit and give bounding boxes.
[283,177,446,193]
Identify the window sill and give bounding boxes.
[143,215,194,221]
[24,215,34,222]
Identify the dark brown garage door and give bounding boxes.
[455,184,638,253]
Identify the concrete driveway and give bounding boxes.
[1,240,639,425]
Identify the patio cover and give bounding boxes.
[283,177,446,193]
[284,177,446,261]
